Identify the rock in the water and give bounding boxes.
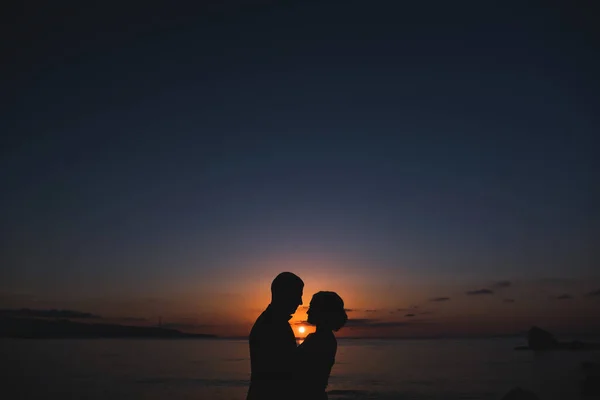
[528,326,558,350]
[515,327,600,351]
[501,387,541,400]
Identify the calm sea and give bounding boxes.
[2,337,599,399]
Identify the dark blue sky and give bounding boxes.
[1,1,598,328]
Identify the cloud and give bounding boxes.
[0,308,100,319]
[430,297,451,302]
[492,281,512,289]
[503,299,515,303]
[419,311,434,315]
[585,289,600,297]
[302,306,356,312]
[405,314,415,317]
[364,309,378,313]
[345,319,415,328]
[555,294,573,300]
[394,308,418,313]
[466,289,494,295]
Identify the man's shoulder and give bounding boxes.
[249,309,273,336]
[250,308,294,340]
[254,308,273,326]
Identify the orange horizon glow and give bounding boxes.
[6,270,600,339]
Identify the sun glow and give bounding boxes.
[298,326,306,334]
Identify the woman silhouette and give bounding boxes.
[295,291,348,400]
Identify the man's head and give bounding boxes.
[270,272,304,315]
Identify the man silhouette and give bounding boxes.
[247,272,304,400]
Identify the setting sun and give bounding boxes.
[298,326,306,334]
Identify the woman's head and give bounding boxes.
[306,291,348,332]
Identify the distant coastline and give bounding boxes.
[0,316,216,339]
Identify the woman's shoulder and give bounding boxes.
[299,333,316,346]
[300,331,336,351]
[316,330,336,341]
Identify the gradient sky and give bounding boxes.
[2,1,599,337]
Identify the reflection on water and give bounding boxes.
[2,338,599,400]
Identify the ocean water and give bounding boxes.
[2,337,599,399]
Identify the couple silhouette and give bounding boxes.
[247,272,348,400]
